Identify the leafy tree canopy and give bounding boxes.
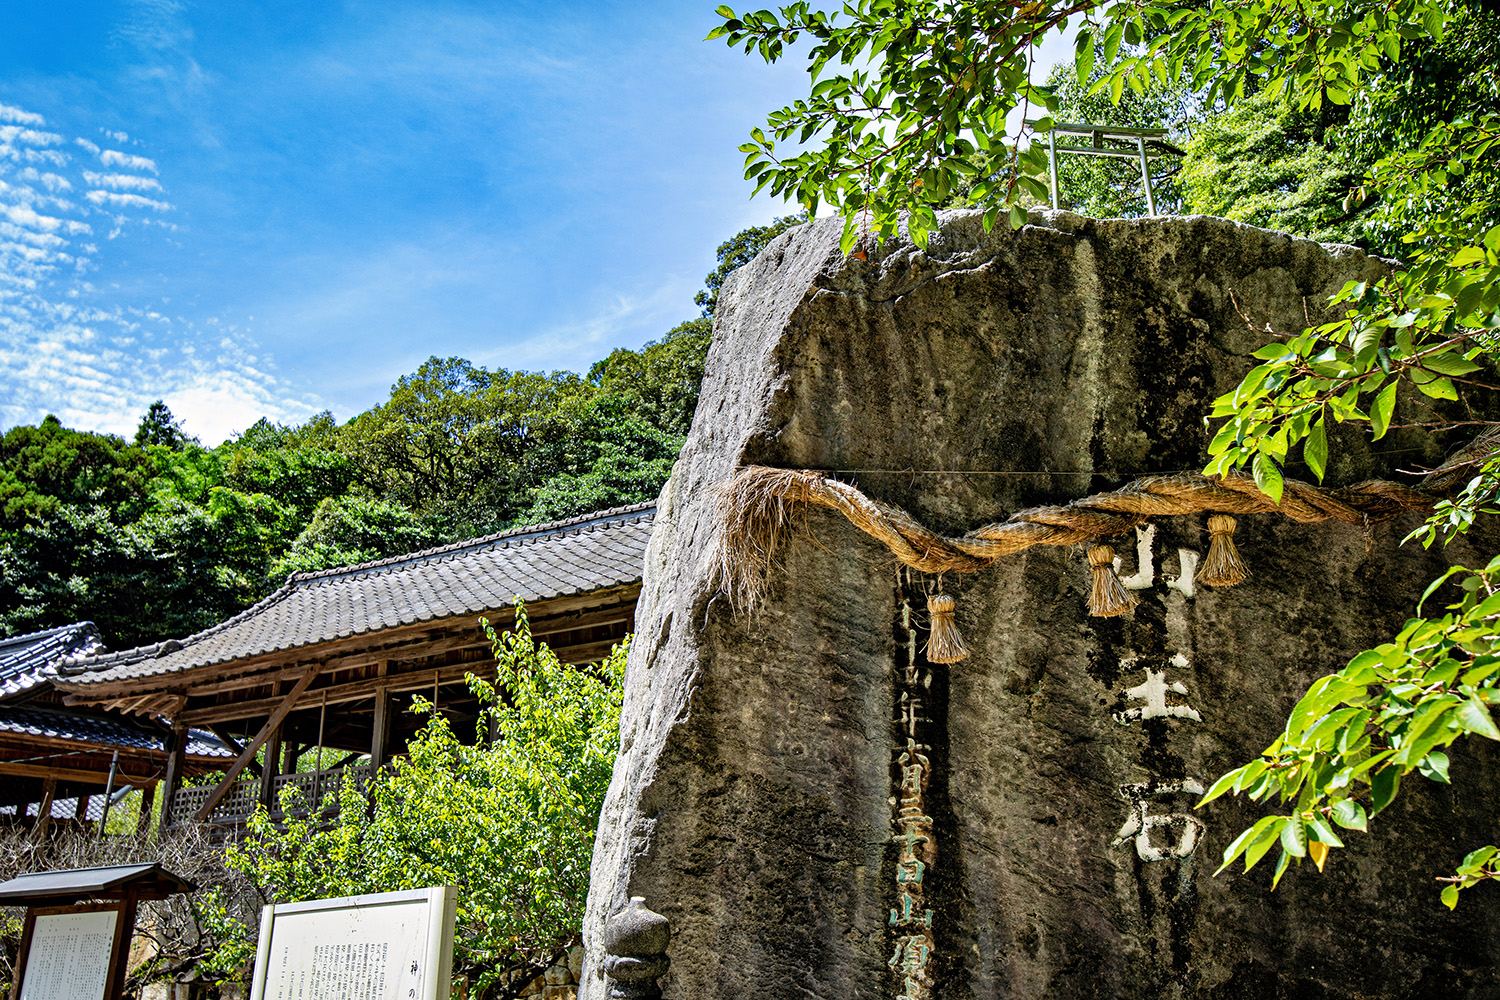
[135,400,195,451]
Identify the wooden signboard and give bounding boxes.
[12,900,131,1000]
[248,886,457,1000]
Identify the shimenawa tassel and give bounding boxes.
[1088,544,1139,617]
[925,594,970,664]
[1197,514,1248,587]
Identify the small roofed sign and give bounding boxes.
[0,863,195,1000]
[249,886,457,1000]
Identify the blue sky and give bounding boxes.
[0,2,1067,444]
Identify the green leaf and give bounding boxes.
[1370,381,1397,440]
[1419,565,1468,612]
[1418,750,1452,783]
[1280,815,1308,858]
[1331,800,1367,831]
[1219,815,1282,873]
[1307,813,1345,847]
[1304,419,1327,482]
[1008,203,1028,231]
[1271,847,1294,888]
[1458,698,1500,740]
[1422,353,1482,376]
[1076,32,1095,84]
[1245,818,1286,870]
[1251,342,1293,360]
[1370,765,1401,816]
[1103,21,1123,64]
[1442,884,1460,910]
[1415,376,1458,401]
[1253,454,1285,505]
[1198,767,1245,807]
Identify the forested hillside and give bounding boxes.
[0,216,804,650]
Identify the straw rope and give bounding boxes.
[712,465,1440,611]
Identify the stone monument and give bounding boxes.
[583,211,1500,999]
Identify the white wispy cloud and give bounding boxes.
[481,275,696,372]
[18,168,73,193]
[85,190,173,212]
[0,126,64,147]
[0,103,46,126]
[0,203,68,233]
[99,149,159,173]
[0,96,318,443]
[82,170,162,192]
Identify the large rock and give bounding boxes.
[582,211,1500,999]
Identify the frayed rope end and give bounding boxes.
[1088,544,1139,617]
[711,466,820,613]
[1197,514,1248,587]
[925,594,970,663]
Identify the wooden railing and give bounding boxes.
[169,764,373,829]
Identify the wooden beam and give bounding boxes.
[177,620,624,730]
[60,586,639,703]
[178,660,496,725]
[0,761,152,788]
[258,723,283,809]
[167,604,632,702]
[208,726,261,776]
[192,663,322,824]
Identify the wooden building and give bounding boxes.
[54,503,654,835]
[0,623,233,831]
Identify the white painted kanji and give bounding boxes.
[1110,524,1201,598]
[1115,525,1157,590]
[1114,653,1202,724]
[1166,548,1199,598]
[1112,780,1207,861]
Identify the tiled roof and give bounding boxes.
[0,623,102,699]
[0,705,233,758]
[58,503,655,687]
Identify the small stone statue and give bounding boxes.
[603,896,670,999]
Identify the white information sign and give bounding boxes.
[249,886,456,1000]
[20,909,118,1000]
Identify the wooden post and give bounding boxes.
[108,892,137,1000]
[137,782,157,835]
[370,689,391,767]
[159,723,188,838]
[74,794,90,821]
[259,723,283,810]
[97,749,120,836]
[32,777,56,841]
[9,906,36,999]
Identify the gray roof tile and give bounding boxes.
[57,504,654,687]
[0,623,102,699]
[0,705,232,758]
